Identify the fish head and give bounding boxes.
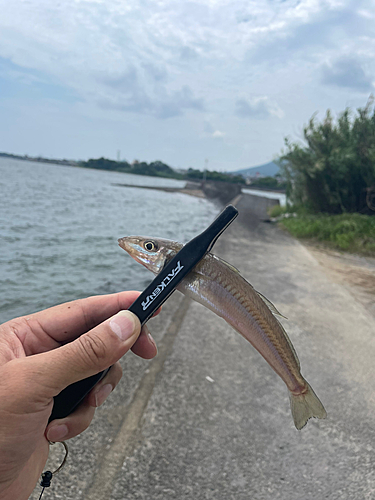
[118,236,183,274]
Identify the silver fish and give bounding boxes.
[119,236,327,430]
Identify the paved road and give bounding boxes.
[32,194,375,500]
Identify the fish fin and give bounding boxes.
[289,382,327,430]
[212,254,288,320]
[255,290,288,319]
[277,319,300,368]
[212,254,242,274]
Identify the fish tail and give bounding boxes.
[289,382,327,430]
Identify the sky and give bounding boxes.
[0,0,374,172]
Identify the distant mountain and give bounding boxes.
[232,161,280,178]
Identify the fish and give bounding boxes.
[118,236,327,430]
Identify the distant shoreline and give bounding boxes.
[1,152,286,197]
[0,152,247,186]
[0,151,78,167]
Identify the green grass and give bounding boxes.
[279,212,375,256]
[268,204,289,218]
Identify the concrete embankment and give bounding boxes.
[113,180,283,210]
[201,180,242,204]
[112,182,205,198]
[32,193,375,500]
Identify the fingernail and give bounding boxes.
[142,325,157,351]
[110,311,137,341]
[147,332,157,350]
[94,384,113,407]
[47,424,68,442]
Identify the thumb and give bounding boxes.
[29,310,141,395]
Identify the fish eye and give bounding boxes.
[144,241,157,252]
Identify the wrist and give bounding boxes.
[0,476,37,500]
[0,482,22,500]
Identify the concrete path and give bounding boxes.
[31,194,375,500]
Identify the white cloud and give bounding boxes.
[203,121,225,139]
[212,130,225,138]
[235,97,284,120]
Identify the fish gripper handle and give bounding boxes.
[48,368,110,422]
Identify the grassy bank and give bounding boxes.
[270,207,375,256]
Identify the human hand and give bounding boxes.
[0,291,157,500]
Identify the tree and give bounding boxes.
[280,99,375,213]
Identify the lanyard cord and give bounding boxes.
[38,441,69,499]
[38,486,47,500]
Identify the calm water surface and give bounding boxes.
[0,158,217,323]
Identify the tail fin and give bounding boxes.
[289,382,327,430]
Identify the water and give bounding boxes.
[0,157,218,324]
[242,188,286,206]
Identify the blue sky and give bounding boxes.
[0,0,374,171]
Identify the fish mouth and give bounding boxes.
[118,237,132,253]
[118,236,142,261]
[118,236,159,272]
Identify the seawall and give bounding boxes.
[236,191,279,219]
[113,180,281,217]
[201,180,242,204]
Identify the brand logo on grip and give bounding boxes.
[141,261,184,311]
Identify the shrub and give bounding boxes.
[279,99,375,214]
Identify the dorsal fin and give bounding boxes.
[212,254,241,274]
[255,290,288,319]
[213,254,287,319]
